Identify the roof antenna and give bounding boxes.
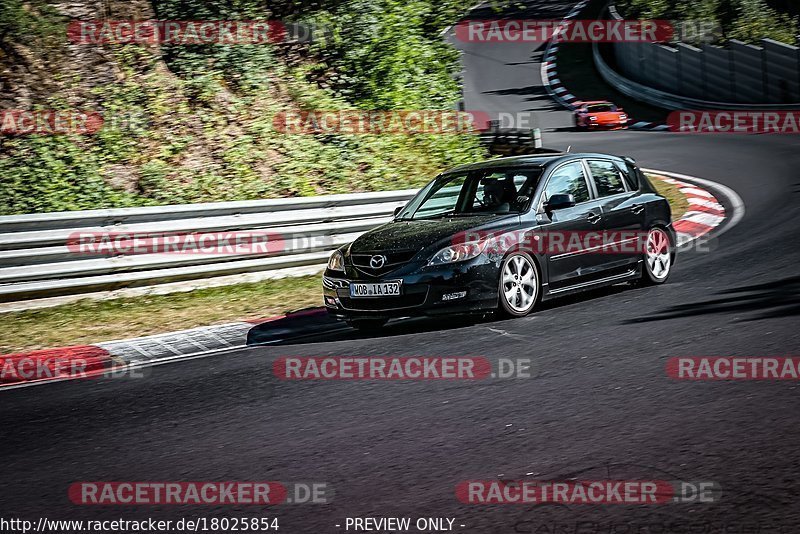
[566,145,571,152]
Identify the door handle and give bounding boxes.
[587,212,601,224]
[631,204,644,215]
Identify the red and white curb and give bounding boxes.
[645,169,745,247]
[0,309,329,390]
[540,1,670,131]
[0,176,742,390]
[628,121,670,131]
[649,172,724,246]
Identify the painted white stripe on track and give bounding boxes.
[680,187,714,198]
[682,212,726,226]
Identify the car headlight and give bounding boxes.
[328,250,345,271]
[428,242,486,266]
[589,116,597,121]
[619,114,627,120]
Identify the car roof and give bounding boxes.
[443,153,625,174]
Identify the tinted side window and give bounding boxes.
[544,162,590,204]
[588,160,626,197]
[617,161,639,190]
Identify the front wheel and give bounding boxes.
[498,252,540,317]
[641,227,673,285]
[346,319,388,332]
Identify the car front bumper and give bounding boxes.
[322,257,499,321]
[588,120,627,129]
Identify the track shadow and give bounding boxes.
[246,307,493,347]
[626,275,800,324]
[482,85,550,97]
[246,283,636,347]
[548,126,582,133]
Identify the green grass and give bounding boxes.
[651,175,689,220]
[0,276,323,354]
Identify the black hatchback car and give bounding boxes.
[323,153,676,330]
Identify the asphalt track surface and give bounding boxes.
[449,0,579,130]
[3,2,800,533]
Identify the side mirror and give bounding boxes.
[393,206,403,217]
[545,194,575,211]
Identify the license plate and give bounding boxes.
[350,281,402,298]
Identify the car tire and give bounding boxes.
[498,252,540,317]
[641,227,674,285]
[347,319,388,332]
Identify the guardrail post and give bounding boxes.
[532,128,542,149]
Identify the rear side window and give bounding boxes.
[588,160,626,197]
[544,162,590,204]
[617,161,639,190]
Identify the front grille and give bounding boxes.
[350,250,418,277]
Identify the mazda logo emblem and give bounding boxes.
[369,255,386,269]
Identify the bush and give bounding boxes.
[616,0,798,45]
[726,0,799,44]
[0,0,488,215]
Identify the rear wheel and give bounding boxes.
[498,252,540,317]
[346,319,388,332]
[641,227,673,285]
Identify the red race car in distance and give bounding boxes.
[575,101,629,130]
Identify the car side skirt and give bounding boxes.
[541,261,642,301]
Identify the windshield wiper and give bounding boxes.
[404,211,457,220]
[448,212,488,217]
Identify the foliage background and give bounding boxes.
[616,0,799,45]
[0,0,488,214]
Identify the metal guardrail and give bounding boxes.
[0,190,418,303]
[478,123,545,155]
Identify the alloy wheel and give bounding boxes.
[501,253,538,315]
[646,228,671,280]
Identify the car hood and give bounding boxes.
[349,215,517,255]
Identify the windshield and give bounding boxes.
[587,104,618,112]
[396,167,543,220]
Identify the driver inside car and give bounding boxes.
[481,178,516,213]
